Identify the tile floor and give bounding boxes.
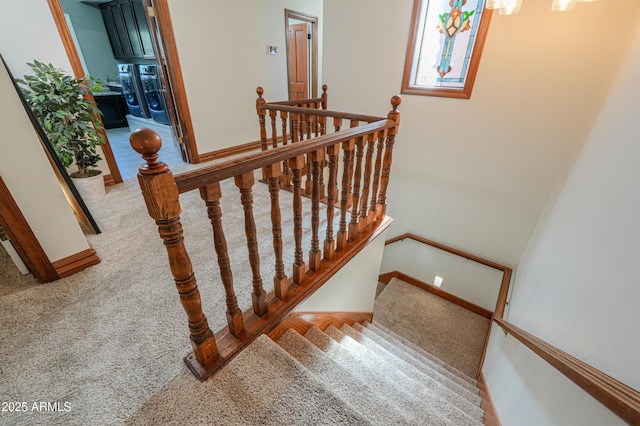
[106,126,186,181]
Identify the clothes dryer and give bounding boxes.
[117,63,149,118]
[138,64,171,125]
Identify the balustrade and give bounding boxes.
[131,91,401,380]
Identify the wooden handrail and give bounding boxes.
[261,104,385,124]
[494,317,640,425]
[385,232,512,318]
[131,92,402,381]
[175,120,394,193]
[267,98,324,106]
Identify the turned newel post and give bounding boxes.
[377,95,402,218]
[321,84,328,110]
[130,128,219,371]
[256,87,267,152]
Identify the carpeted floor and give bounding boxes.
[0,172,490,425]
[373,278,490,377]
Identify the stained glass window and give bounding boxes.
[401,0,493,99]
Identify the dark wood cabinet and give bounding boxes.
[100,0,154,61]
[94,93,129,129]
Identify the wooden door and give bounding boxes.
[288,23,308,100]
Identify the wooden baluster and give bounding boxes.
[306,111,313,140]
[234,172,267,317]
[377,95,402,218]
[313,104,320,137]
[348,135,365,242]
[291,112,300,143]
[321,84,328,110]
[300,112,307,141]
[130,128,219,371]
[309,149,323,271]
[333,117,342,132]
[200,183,244,337]
[319,115,326,136]
[270,109,278,149]
[347,120,359,209]
[256,87,267,152]
[264,164,288,299]
[337,138,355,251]
[358,133,376,233]
[280,111,291,188]
[323,143,339,260]
[368,129,387,226]
[289,155,307,284]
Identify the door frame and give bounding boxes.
[284,9,318,99]
[47,0,200,170]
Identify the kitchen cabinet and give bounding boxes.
[100,0,155,61]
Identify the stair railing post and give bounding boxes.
[377,95,402,218]
[130,128,219,371]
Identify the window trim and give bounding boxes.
[401,0,494,99]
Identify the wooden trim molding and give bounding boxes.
[384,233,513,377]
[0,176,58,283]
[381,271,492,319]
[268,311,373,341]
[151,0,200,163]
[52,248,100,278]
[284,9,319,99]
[47,0,123,185]
[478,372,501,426]
[494,317,640,425]
[103,174,116,187]
[385,233,512,318]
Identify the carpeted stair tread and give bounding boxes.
[276,329,414,425]
[353,322,479,394]
[322,325,483,425]
[125,335,372,425]
[340,323,483,414]
[304,326,460,425]
[368,321,478,386]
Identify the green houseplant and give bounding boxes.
[17,60,105,179]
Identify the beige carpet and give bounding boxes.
[0,240,38,297]
[373,278,490,377]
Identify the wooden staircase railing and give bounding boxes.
[130,93,401,380]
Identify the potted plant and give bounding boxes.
[17,60,107,200]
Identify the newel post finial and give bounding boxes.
[130,128,168,175]
[321,84,328,110]
[256,87,265,112]
[388,95,402,125]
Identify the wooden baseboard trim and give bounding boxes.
[52,248,100,278]
[103,174,116,187]
[379,271,493,319]
[478,372,501,426]
[268,311,373,341]
[378,271,397,285]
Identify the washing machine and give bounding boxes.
[138,64,171,125]
[117,63,150,118]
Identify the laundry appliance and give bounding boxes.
[117,63,149,118]
[138,64,171,125]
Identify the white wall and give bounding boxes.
[483,17,640,425]
[167,0,323,155]
[0,63,90,263]
[322,0,640,268]
[380,240,503,311]
[295,229,387,313]
[59,0,119,82]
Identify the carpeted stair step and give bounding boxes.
[368,321,478,387]
[304,326,460,425]
[276,328,414,425]
[125,334,372,425]
[340,323,483,414]
[354,322,479,395]
[321,325,483,425]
